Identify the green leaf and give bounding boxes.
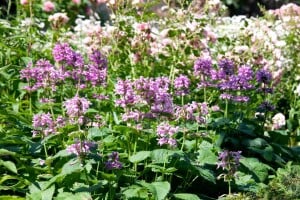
[242,138,268,148]
[150,149,171,164]
[238,123,255,136]
[0,196,25,200]
[61,159,82,175]
[41,185,55,200]
[87,127,109,140]
[151,181,170,200]
[240,158,272,182]
[194,166,216,183]
[122,185,148,199]
[197,142,218,166]
[0,149,16,156]
[0,160,18,174]
[54,192,92,200]
[21,57,32,65]
[138,181,170,200]
[129,151,151,163]
[173,193,201,200]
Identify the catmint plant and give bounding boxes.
[217,150,242,195]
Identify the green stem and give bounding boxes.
[225,99,228,118]
[181,131,185,151]
[43,143,48,158]
[228,180,231,195]
[203,87,207,102]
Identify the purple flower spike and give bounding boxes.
[218,58,235,76]
[256,69,272,84]
[105,152,122,170]
[66,140,95,156]
[193,58,213,76]
[174,75,190,96]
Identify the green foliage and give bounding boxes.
[0,0,300,199]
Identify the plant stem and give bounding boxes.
[225,99,228,118]
[228,180,231,195]
[43,143,48,158]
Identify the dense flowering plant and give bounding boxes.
[0,1,300,199]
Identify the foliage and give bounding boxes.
[0,0,300,199]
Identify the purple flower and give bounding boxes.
[89,50,107,69]
[63,95,91,123]
[32,113,55,136]
[238,65,253,81]
[174,75,190,96]
[115,79,137,108]
[232,95,250,103]
[84,50,108,87]
[156,122,178,147]
[220,93,232,100]
[66,140,95,156]
[105,152,122,170]
[217,150,242,172]
[121,110,141,122]
[258,101,275,112]
[193,58,213,76]
[53,43,75,64]
[20,59,60,91]
[174,101,208,123]
[218,58,235,77]
[256,69,272,84]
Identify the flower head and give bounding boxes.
[193,58,213,76]
[63,95,91,123]
[272,113,286,130]
[67,140,95,156]
[156,122,178,147]
[174,75,190,96]
[43,1,55,12]
[256,69,272,84]
[105,152,122,170]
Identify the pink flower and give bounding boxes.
[43,1,55,12]
[72,0,81,4]
[272,113,286,130]
[20,0,29,5]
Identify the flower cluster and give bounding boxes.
[115,76,174,119]
[21,43,108,92]
[175,101,209,123]
[48,13,69,29]
[156,122,178,147]
[217,150,242,180]
[66,140,95,156]
[105,152,122,170]
[63,95,91,124]
[32,113,55,137]
[20,59,60,92]
[272,113,286,130]
[174,75,190,96]
[192,56,275,103]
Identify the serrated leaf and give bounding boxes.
[129,151,150,163]
[173,193,201,200]
[197,148,218,166]
[194,166,216,183]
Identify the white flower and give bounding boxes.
[272,113,286,130]
[294,84,300,96]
